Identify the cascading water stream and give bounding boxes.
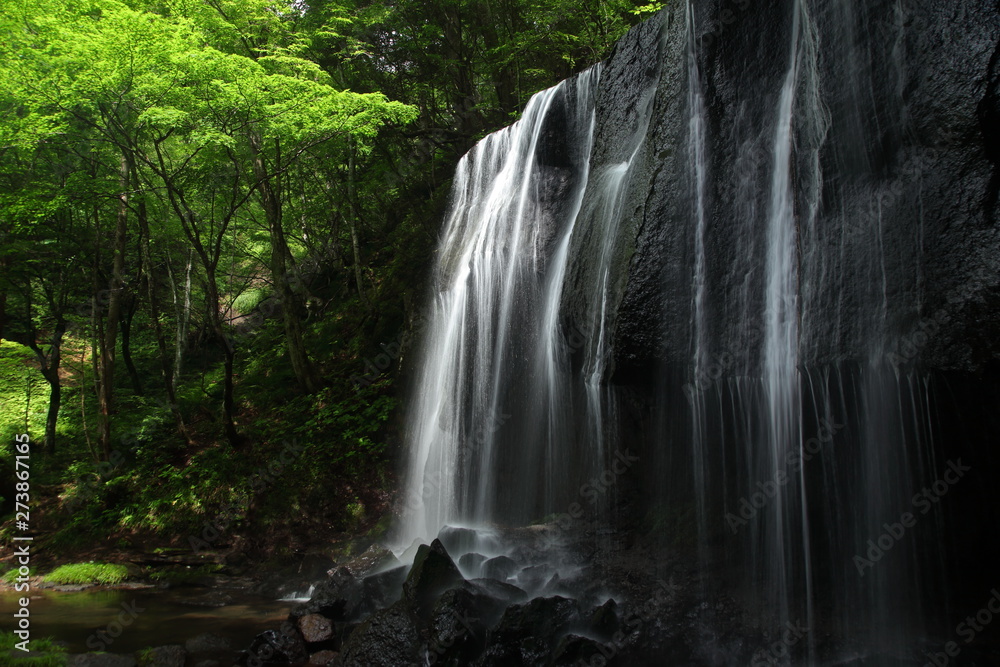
[684,0,711,568]
[576,82,659,489]
[397,68,601,546]
[760,0,804,628]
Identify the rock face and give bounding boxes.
[398,0,1000,656]
[605,1,1000,377]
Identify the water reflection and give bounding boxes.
[0,588,295,653]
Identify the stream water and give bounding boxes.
[0,588,293,654]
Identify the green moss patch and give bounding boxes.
[42,562,129,585]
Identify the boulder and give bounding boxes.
[464,578,528,609]
[515,563,555,591]
[341,544,399,577]
[298,614,333,644]
[402,539,464,613]
[426,577,532,665]
[481,555,518,581]
[336,600,421,667]
[551,634,614,666]
[474,596,584,666]
[490,596,583,647]
[360,563,407,610]
[588,598,622,642]
[426,587,490,665]
[436,526,480,558]
[457,552,488,576]
[290,567,365,623]
[241,623,308,666]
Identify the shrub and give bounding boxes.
[0,632,67,666]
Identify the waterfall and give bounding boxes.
[685,0,711,570]
[398,67,601,544]
[760,0,804,628]
[394,1,993,660]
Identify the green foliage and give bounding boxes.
[0,341,48,446]
[0,0,654,556]
[41,562,129,585]
[1,567,35,583]
[0,632,66,666]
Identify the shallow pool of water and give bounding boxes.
[0,588,296,654]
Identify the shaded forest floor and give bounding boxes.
[0,286,415,585]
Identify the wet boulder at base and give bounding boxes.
[239,623,308,666]
[334,600,421,667]
[401,538,465,614]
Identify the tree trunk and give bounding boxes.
[206,268,240,446]
[477,0,519,117]
[250,133,321,393]
[97,154,131,460]
[121,291,143,395]
[137,194,192,443]
[42,366,61,455]
[167,249,193,391]
[0,264,7,341]
[27,316,66,454]
[347,142,370,309]
[151,139,239,447]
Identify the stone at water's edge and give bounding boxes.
[242,624,308,666]
[401,538,464,614]
[290,566,364,624]
[297,614,333,643]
